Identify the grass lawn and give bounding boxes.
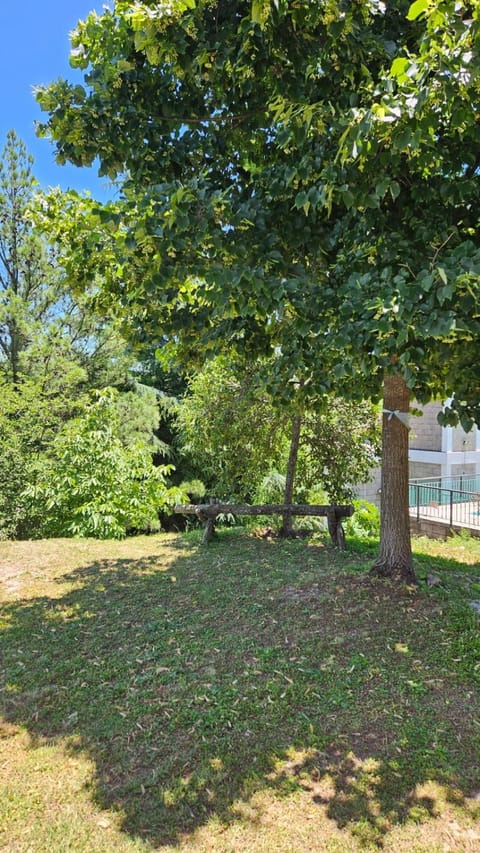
[1,529,479,852]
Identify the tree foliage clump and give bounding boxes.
[177,357,289,499]
[297,400,381,503]
[0,130,56,385]
[0,376,88,539]
[345,500,381,541]
[0,131,184,540]
[177,357,381,505]
[34,0,480,414]
[25,389,186,540]
[0,389,31,540]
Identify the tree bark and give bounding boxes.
[370,373,417,584]
[279,413,302,536]
[9,318,21,387]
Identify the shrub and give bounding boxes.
[345,500,380,540]
[179,479,206,501]
[25,389,186,539]
[253,472,287,504]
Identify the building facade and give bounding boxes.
[409,402,480,483]
[356,402,480,508]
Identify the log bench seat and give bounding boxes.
[174,503,354,548]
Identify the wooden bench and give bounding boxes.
[174,503,354,548]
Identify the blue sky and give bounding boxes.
[0,1,114,199]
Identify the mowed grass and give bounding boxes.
[1,530,479,852]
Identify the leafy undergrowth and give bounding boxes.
[1,530,479,852]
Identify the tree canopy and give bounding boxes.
[35,0,480,414]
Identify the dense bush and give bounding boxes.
[24,390,186,539]
[345,500,380,540]
[0,378,82,539]
[0,428,29,540]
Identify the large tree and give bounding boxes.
[0,129,135,392]
[35,0,480,580]
[0,130,59,385]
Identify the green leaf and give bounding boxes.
[375,178,390,198]
[406,0,430,21]
[341,188,355,208]
[389,181,400,200]
[390,57,410,80]
[251,1,264,24]
[294,190,308,210]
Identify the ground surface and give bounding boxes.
[1,530,479,852]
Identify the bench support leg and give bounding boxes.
[327,512,346,549]
[201,516,216,544]
[336,521,346,550]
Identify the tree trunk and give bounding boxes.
[9,319,21,387]
[370,374,417,584]
[279,413,302,536]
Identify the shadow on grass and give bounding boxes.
[1,533,479,848]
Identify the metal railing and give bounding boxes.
[409,481,480,528]
[410,475,480,498]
